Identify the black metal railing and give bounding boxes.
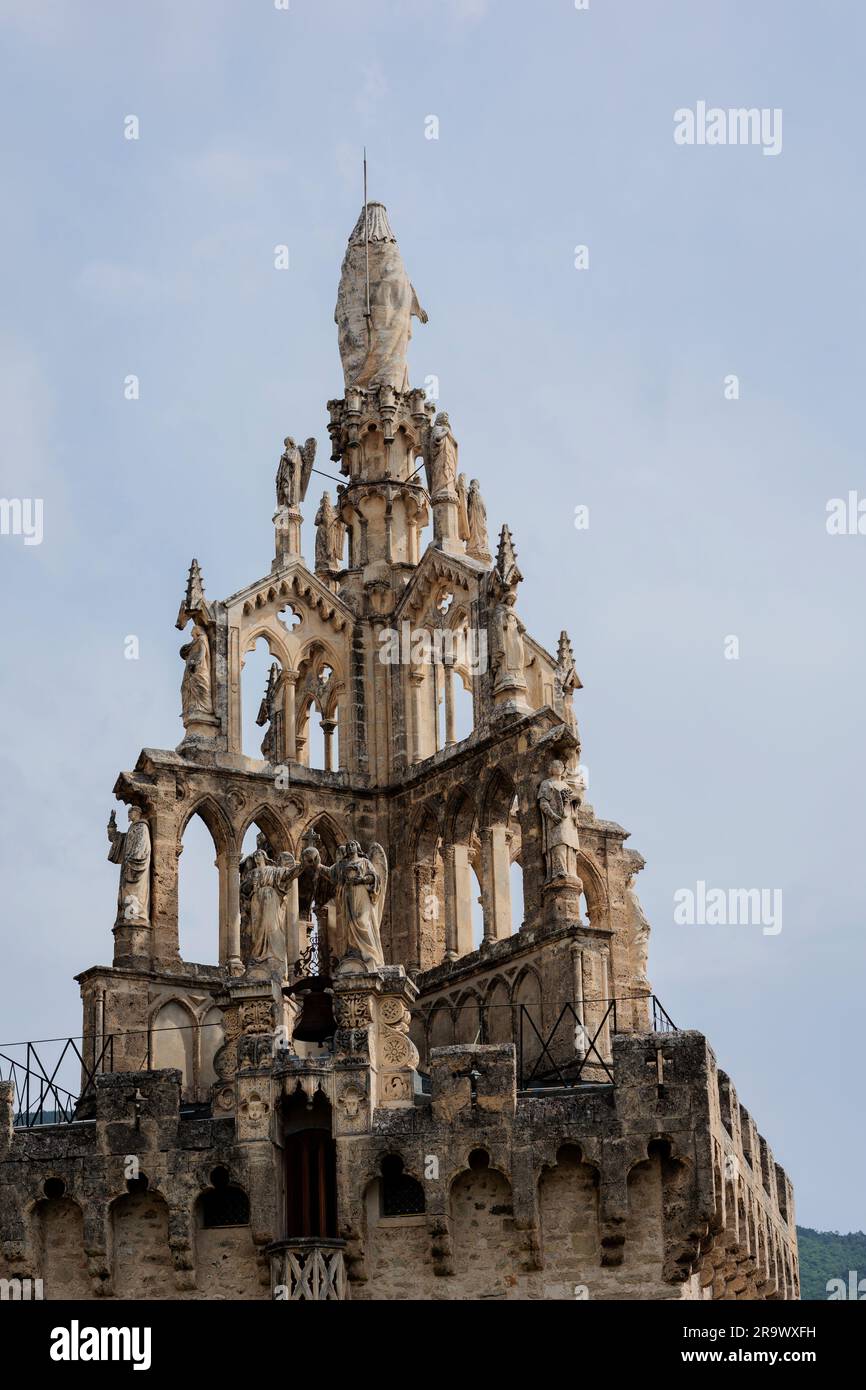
[0,1035,114,1128]
[519,999,616,1089]
[0,1019,222,1129]
[412,994,678,1093]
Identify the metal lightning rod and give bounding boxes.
[363,148,371,338]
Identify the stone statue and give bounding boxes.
[276,436,317,509]
[246,849,304,979]
[314,492,344,572]
[179,623,213,719]
[537,760,582,882]
[489,590,526,693]
[256,664,282,763]
[303,840,388,973]
[466,478,490,562]
[626,875,652,987]
[456,474,471,545]
[429,412,458,495]
[335,202,427,392]
[107,806,151,926]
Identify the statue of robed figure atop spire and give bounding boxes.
[335,202,428,392]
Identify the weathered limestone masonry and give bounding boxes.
[0,201,798,1301]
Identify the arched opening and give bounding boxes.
[242,637,281,761]
[33,1192,90,1299]
[282,1090,337,1239]
[454,991,482,1045]
[485,979,512,1045]
[428,1005,453,1052]
[412,809,445,970]
[479,773,519,943]
[178,811,221,964]
[514,969,543,1077]
[509,856,525,932]
[110,1186,173,1298]
[296,651,341,771]
[380,1154,425,1217]
[150,1000,195,1095]
[295,817,341,970]
[199,1005,225,1089]
[194,1168,258,1299]
[305,700,327,770]
[239,812,294,973]
[470,861,484,950]
[538,1144,600,1280]
[198,1167,251,1228]
[450,1159,517,1294]
[451,667,475,743]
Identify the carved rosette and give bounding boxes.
[376,991,419,1108]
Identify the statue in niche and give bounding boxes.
[107,806,151,926]
[302,841,388,973]
[429,412,458,495]
[537,759,583,883]
[626,875,652,987]
[179,623,213,719]
[245,849,305,980]
[314,492,345,572]
[466,478,491,562]
[335,202,427,392]
[276,436,317,509]
[489,589,527,693]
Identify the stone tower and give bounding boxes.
[0,204,798,1302]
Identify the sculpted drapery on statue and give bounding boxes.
[430,412,458,495]
[335,202,427,392]
[277,436,317,509]
[490,591,527,692]
[244,849,304,980]
[107,806,151,926]
[179,624,213,719]
[314,492,345,572]
[467,479,491,562]
[537,759,583,883]
[175,559,216,732]
[303,841,387,973]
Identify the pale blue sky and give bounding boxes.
[1,0,863,1230]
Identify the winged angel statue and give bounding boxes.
[276,435,317,509]
[302,840,388,973]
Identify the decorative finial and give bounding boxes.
[495,525,523,590]
[556,630,575,674]
[175,558,211,630]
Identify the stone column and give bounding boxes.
[409,667,424,763]
[226,858,243,976]
[321,718,337,771]
[443,661,456,746]
[273,504,302,568]
[480,825,512,943]
[444,843,474,959]
[282,670,298,762]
